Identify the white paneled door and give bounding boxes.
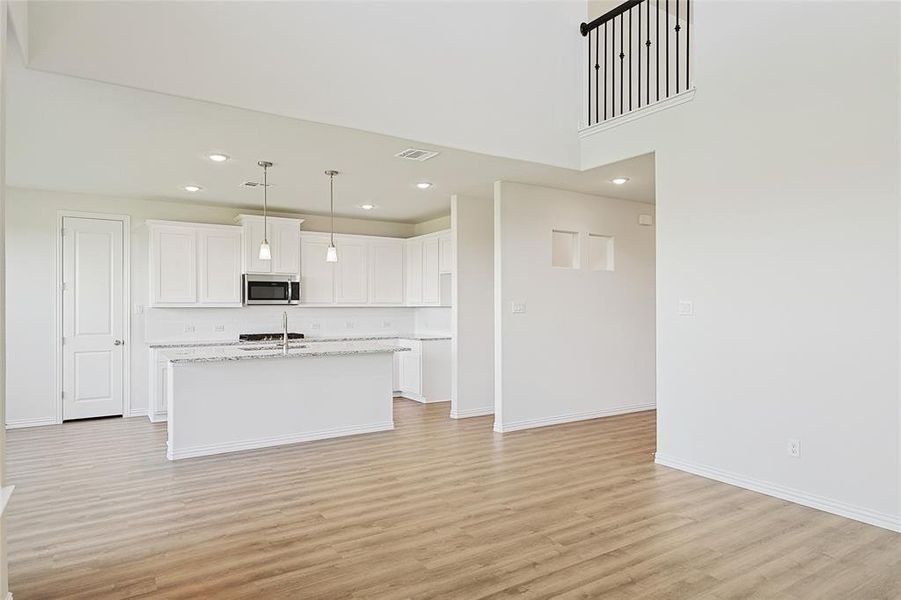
[62,217,125,420]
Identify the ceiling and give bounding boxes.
[7,35,655,223]
[24,0,585,169]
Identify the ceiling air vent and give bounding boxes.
[395,148,439,162]
[240,181,273,188]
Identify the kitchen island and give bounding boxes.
[161,340,410,460]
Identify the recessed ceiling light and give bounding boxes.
[610,177,630,185]
[183,185,202,192]
[208,153,229,162]
[416,182,433,190]
[360,204,376,210]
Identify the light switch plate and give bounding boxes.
[511,302,526,314]
[638,214,654,226]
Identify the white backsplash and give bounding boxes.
[145,306,451,343]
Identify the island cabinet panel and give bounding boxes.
[149,221,242,307]
[370,240,405,304]
[300,235,335,303]
[198,228,242,305]
[422,238,441,305]
[335,239,369,304]
[236,214,304,275]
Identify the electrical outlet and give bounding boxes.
[677,300,694,316]
[511,302,526,314]
[345,321,355,329]
[214,325,226,332]
[133,304,144,315]
[383,321,392,328]
[311,322,321,330]
[788,438,801,458]
[183,325,196,333]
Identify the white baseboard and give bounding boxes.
[124,409,147,418]
[168,420,395,460]
[5,416,58,429]
[147,411,167,423]
[396,393,448,404]
[494,403,655,433]
[655,453,901,534]
[450,406,494,419]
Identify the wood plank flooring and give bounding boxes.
[6,400,901,599]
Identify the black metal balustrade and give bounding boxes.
[581,0,691,127]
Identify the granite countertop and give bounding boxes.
[160,339,411,364]
[148,333,451,349]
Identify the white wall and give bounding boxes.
[451,194,495,418]
[4,187,449,427]
[581,1,901,529]
[26,0,585,168]
[494,181,655,431]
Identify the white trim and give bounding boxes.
[396,392,448,404]
[0,485,15,516]
[5,417,58,429]
[449,406,494,419]
[655,453,901,534]
[168,420,394,460]
[579,88,696,139]
[53,211,132,425]
[493,403,655,433]
[124,409,147,418]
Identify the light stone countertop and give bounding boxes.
[160,339,411,365]
[148,333,451,349]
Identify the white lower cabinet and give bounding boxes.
[148,348,169,422]
[396,339,451,403]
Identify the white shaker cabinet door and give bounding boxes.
[300,237,335,303]
[335,239,369,304]
[370,240,404,304]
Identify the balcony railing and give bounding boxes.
[581,0,691,127]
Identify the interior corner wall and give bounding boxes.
[450,194,494,419]
[580,1,901,529]
[493,181,655,432]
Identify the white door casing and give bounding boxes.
[61,217,125,420]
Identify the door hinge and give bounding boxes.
[61,282,68,292]
[61,390,65,399]
[61,337,65,346]
[60,227,67,237]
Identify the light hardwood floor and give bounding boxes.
[6,400,901,599]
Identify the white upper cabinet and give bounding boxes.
[439,232,454,274]
[335,239,369,304]
[422,237,441,305]
[370,240,405,304]
[150,224,197,305]
[236,215,303,275]
[149,221,242,308]
[272,220,301,275]
[198,227,243,305]
[404,239,424,305]
[300,235,335,304]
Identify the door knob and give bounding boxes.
[114,339,125,346]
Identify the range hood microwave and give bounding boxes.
[243,274,300,305]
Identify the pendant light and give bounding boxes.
[258,160,273,260]
[325,170,339,263]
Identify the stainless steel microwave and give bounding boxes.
[243,274,300,305]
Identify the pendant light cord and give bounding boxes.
[263,164,268,242]
[329,172,335,245]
